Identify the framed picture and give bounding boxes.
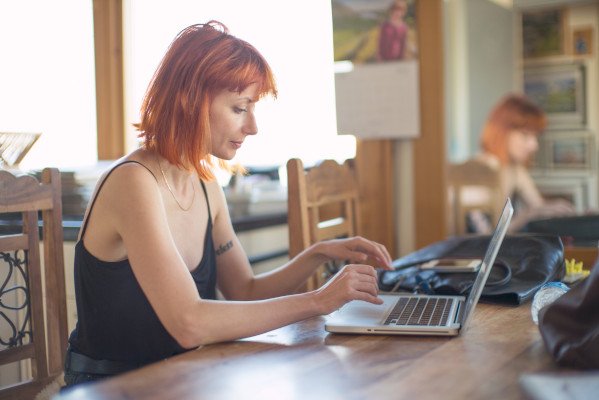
[522,8,565,59]
[523,63,586,130]
[332,0,418,64]
[573,27,593,56]
[544,131,595,170]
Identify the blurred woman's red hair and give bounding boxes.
[480,93,546,166]
[136,21,278,180]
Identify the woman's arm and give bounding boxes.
[507,166,576,232]
[103,168,382,348]
[248,238,392,299]
[206,182,392,300]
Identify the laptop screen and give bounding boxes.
[460,198,514,331]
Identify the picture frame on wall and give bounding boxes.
[523,63,586,130]
[332,0,418,64]
[573,27,593,56]
[522,8,565,59]
[544,131,595,170]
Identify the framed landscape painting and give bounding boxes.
[523,63,586,130]
[544,131,595,170]
[522,8,565,59]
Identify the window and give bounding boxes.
[1,1,354,172]
[124,0,355,169]
[0,0,97,170]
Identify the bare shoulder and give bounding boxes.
[80,155,164,252]
[100,161,157,195]
[88,156,161,222]
[201,178,230,222]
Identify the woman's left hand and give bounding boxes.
[315,236,393,270]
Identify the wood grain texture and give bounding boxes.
[413,0,447,248]
[447,158,503,235]
[55,303,562,400]
[0,168,68,400]
[355,139,396,258]
[0,170,53,212]
[92,0,125,160]
[564,246,599,271]
[287,158,361,290]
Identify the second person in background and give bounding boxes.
[475,93,576,232]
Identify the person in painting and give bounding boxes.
[62,20,393,388]
[377,0,409,61]
[471,93,576,233]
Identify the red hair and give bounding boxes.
[136,21,278,180]
[480,93,546,165]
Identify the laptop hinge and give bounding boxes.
[454,299,465,324]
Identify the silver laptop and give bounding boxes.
[325,198,514,336]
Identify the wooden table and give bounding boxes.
[55,303,562,400]
[564,246,598,271]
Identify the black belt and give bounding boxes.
[65,348,139,376]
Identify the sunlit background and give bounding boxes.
[1,0,356,171]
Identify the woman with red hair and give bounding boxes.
[476,93,575,232]
[63,21,392,388]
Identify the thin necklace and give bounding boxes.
[157,156,196,211]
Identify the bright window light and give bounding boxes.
[1,1,354,172]
[0,0,97,170]
[124,0,355,169]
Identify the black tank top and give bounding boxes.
[68,161,217,365]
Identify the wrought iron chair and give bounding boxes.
[0,168,68,399]
[286,158,361,291]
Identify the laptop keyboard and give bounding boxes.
[384,297,451,326]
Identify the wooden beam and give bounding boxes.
[413,0,447,248]
[355,139,396,257]
[93,0,125,160]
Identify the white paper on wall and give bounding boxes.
[334,60,420,139]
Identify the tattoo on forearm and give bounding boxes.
[215,240,233,256]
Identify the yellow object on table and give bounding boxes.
[564,258,590,283]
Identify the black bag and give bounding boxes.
[379,233,565,305]
[538,257,599,369]
[524,214,599,247]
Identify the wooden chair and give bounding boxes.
[0,168,68,399]
[447,158,503,235]
[287,158,361,291]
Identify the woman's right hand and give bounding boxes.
[313,264,383,315]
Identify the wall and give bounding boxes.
[444,0,516,162]
[519,1,599,210]
[445,0,599,210]
[467,0,515,154]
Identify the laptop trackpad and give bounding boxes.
[328,299,390,325]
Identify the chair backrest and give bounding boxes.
[287,158,361,291]
[446,158,503,235]
[0,168,68,399]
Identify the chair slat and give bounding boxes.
[0,233,29,252]
[0,343,36,365]
[287,158,362,291]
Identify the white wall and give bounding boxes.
[444,0,515,162]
